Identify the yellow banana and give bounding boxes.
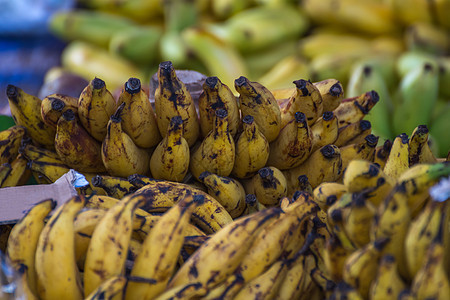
[231,114,270,179]
[6,199,56,296]
[234,260,288,300]
[334,119,372,147]
[91,174,137,199]
[343,159,394,193]
[267,111,313,170]
[150,116,190,182]
[373,138,392,169]
[1,153,30,187]
[153,282,208,300]
[280,79,323,128]
[343,193,377,247]
[284,144,342,193]
[117,77,161,148]
[245,166,287,206]
[405,198,448,280]
[371,185,411,279]
[408,124,437,166]
[129,174,234,234]
[274,250,307,300]
[199,171,246,218]
[411,231,450,300]
[102,103,151,177]
[342,238,389,299]
[313,182,348,211]
[55,109,106,173]
[339,134,379,173]
[78,77,117,142]
[166,207,282,290]
[35,196,85,300]
[83,194,144,295]
[310,111,339,152]
[40,93,78,130]
[73,208,107,270]
[198,76,240,138]
[0,124,26,165]
[314,78,344,112]
[125,194,202,300]
[85,275,127,300]
[189,108,235,180]
[15,264,39,300]
[369,254,407,300]
[6,85,55,149]
[235,76,281,143]
[154,61,199,147]
[333,90,379,129]
[383,133,410,180]
[323,234,353,282]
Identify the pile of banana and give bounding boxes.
[1,59,449,299]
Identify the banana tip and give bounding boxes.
[50,97,65,112]
[205,76,219,89]
[92,77,105,90]
[125,77,141,94]
[322,111,334,121]
[6,84,18,102]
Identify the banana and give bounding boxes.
[329,281,364,300]
[6,199,56,296]
[411,229,450,300]
[314,78,344,112]
[404,198,447,280]
[369,254,407,300]
[334,120,372,147]
[207,5,309,53]
[274,250,308,300]
[373,138,392,169]
[61,41,145,92]
[339,134,379,173]
[129,174,234,234]
[280,79,323,128]
[343,159,395,193]
[371,184,411,279]
[102,103,151,177]
[55,109,106,173]
[35,196,85,300]
[198,76,240,138]
[310,111,339,152]
[0,162,12,186]
[231,114,270,179]
[243,193,266,215]
[234,260,288,300]
[347,64,393,140]
[284,144,342,193]
[245,166,287,206]
[333,90,379,129]
[181,27,249,90]
[150,116,190,182]
[309,267,335,298]
[257,54,312,91]
[267,111,313,169]
[323,233,353,282]
[49,10,135,48]
[327,194,358,251]
[125,194,202,300]
[73,208,108,270]
[85,275,127,300]
[1,153,30,187]
[6,85,56,150]
[342,238,389,299]
[166,207,282,290]
[91,174,137,199]
[0,125,26,165]
[235,76,281,143]
[393,62,439,135]
[78,77,117,142]
[117,77,161,148]
[154,61,199,147]
[408,124,437,166]
[343,193,377,247]
[429,101,450,158]
[189,108,235,180]
[313,182,348,211]
[395,50,439,79]
[199,171,246,218]
[109,25,162,66]
[83,194,144,295]
[383,133,410,180]
[40,94,79,129]
[289,174,314,198]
